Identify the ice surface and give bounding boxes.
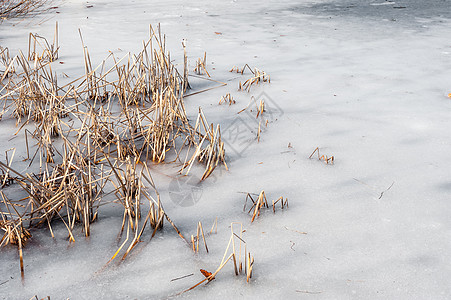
[1,0,451,299]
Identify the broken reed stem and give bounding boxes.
[210,217,217,234]
[309,147,334,164]
[191,221,209,254]
[257,121,261,142]
[193,52,210,77]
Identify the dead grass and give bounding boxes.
[0,23,285,295]
[0,24,229,278]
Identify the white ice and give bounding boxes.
[1,0,451,299]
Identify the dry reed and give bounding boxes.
[237,67,270,92]
[0,24,228,277]
[243,191,288,222]
[193,52,210,77]
[179,222,254,296]
[218,93,235,105]
[309,147,334,164]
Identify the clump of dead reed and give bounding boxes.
[193,52,210,77]
[243,191,288,222]
[236,95,269,142]
[238,68,270,92]
[309,147,334,164]
[28,22,59,62]
[106,159,170,263]
[231,64,270,92]
[0,24,228,278]
[219,93,235,105]
[230,64,270,91]
[1,34,65,129]
[179,222,254,295]
[237,95,266,118]
[180,107,228,180]
[0,209,30,279]
[189,218,217,254]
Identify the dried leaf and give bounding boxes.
[200,269,212,278]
